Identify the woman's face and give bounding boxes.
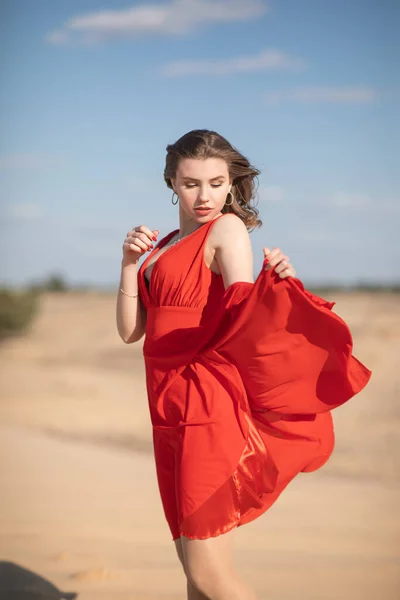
[171,157,231,222]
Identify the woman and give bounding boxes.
[116,130,371,600]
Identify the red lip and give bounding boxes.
[195,208,212,212]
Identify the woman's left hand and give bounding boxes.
[263,247,296,279]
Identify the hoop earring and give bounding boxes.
[171,192,179,205]
[225,191,234,206]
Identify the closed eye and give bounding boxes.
[184,183,223,188]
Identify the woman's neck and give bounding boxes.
[177,206,222,237]
[177,207,202,237]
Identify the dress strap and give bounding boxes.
[194,213,230,254]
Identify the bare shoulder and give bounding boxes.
[208,213,254,288]
[209,213,250,249]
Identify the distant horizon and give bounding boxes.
[3,270,400,292]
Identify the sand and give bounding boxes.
[0,291,399,599]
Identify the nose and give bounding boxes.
[198,185,209,203]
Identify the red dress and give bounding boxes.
[137,213,371,541]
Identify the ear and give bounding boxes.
[170,178,176,192]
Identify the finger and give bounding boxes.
[126,239,152,254]
[279,267,295,279]
[269,254,289,270]
[130,232,154,248]
[126,238,148,252]
[263,246,279,261]
[264,247,280,259]
[263,247,284,264]
[127,232,152,247]
[263,247,271,257]
[263,247,274,270]
[123,242,143,255]
[134,225,159,241]
[126,236,148,249]
[264,255,290,272]
[273,259,290,274]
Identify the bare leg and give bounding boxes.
[174,538,208,599]
[187,580,210,600]
[181,529,259,600]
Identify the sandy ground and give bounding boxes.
[0,291,399,600]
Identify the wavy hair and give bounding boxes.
[164,129,262,230]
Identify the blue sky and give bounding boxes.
[1,0,399,287]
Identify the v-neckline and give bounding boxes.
[142,228,179,290]
[140,214,224,302]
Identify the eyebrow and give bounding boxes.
[181,176,226,182]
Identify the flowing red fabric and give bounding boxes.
[137,214,371,541]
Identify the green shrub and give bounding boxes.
[42,273,68,292]
[0,288,41,341]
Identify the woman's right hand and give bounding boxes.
[122,226,159,263]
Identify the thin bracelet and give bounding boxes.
[120,288,138,298]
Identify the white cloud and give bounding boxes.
[265,86,379,104]
[46,30,70,45]
[331,192,371,208]
[258,185,286,204]
[162,49,305,77]
[7,203,45,221]
[46,0,268,44]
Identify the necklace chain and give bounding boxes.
[172,226,201,245]
[172,233,187,245]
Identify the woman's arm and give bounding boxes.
[212,214,255,289]
[212,213,295,288]
[116,259,147,344]
[116,224,157,344]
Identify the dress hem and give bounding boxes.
[172,517,241,542]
